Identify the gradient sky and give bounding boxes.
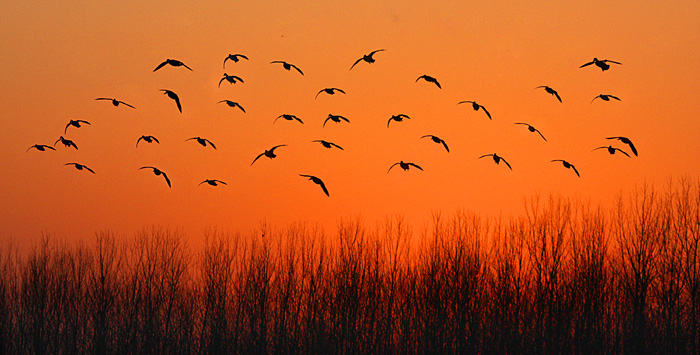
[2,0,699,247]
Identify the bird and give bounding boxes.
[514,123,547,141]
[580,58,622,71]
[420,135,449,152]
[136,135,159,147]
[552,160,580,177]
[223,53,248,68]
[270,61,304,75]
[186,137,216,149]
[65,163,95,174]
[479,153,512,170]
[591,94,621,103]
[536,86,562,103]
[139,166,171,188]
[26,144,56,152]
[251,145,287,165]
[219,73,244,87]
[313,140,344,150]
[218,100,246,113]
[160,90,182,113]
[606,137,638,156]
[95,98,135,108]
[153,59,192,72]
[323,114,350,127]
[457,101,491,120]
[275,114,304,124]
[300,175,329,196]
[388,161,423,173]
[349,49,386,70]
[199,179,227,187]
[416,75,441,88]
[54,136,78,150]
[593,145,630,157]
[64,119,91,134]
[387,114,410,127]
[315,87,346,99]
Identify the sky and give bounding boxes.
[1,0,699,248]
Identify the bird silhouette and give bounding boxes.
[251,145,287,165]
[64,119,91,134]
[153,59,192,72]
[199,179,227,187]
[223,53,248,68]
[416,75,441,88]
[580,58,622,71]
[387,114,410,127]
[349,49,386,70]
[139,166,171,188]
[552,160,580,177]
[275,114,304,124]
[315,87,346,99]
[457,101,491,120]
[536,86,562,103]
[323,114,350,127]
[593,145,630,157]
[270,61,304,75]
[591,94,621,103]
[420,135,449,152]
[218,100,246,113]
[65,163,95,174]
[313,140,344,150]
[479,153,512,170]
[95,98,135,108]
[514,123,547,141]
[160,89,182,113]
[136,135,159,147]
[606,136,638,156]
[300,174,329,196]
[54,136,78,150]
[186,137,216,149]
[219,73,244,87]
[26,144,55,152]
[388,161,423,173]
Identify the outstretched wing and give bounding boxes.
[387,163,399,173]
[84,166,96,174]
[317,179,329,197]
[349,57,363,70]
[481,106,492,120]
[291,64,304,75]
[162,172,172,187]
[330,142,344,150]
[553,91,562,103]
[153,61,167,72]
[409,163,423,171]
[501,158,512,170]
[571,165,580,177]
[173,94,182,113]
[206,139,217,150]
[579,61,594,68]
[440,139,450,152]
[535,129,547,142]
[119,101,135,108]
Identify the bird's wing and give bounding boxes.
[218,77,226,87]
[331,142,344,150]
[218,100,228,104]
[592,146,606,151]
[185,137,196,142]
[457,101,474,105]
[222,57,229,69]
[571,165,580,177]
[610,95,621,101]
[299,174,311,178]
[591,96,600,103]
[409,163,424,171]
[136,137,143,147]
[627,141,638,156]
[218,180,228,185]
[478,154,492,159]
[606,60,622,65]
[387,163,399,173]
[174,95,182,113]
[198,180,206,186]
[441,140,450,152]
[64,122,70,134]
[207,140,217,150]
[139,166,153,171]
[340,116,349,122]
[270,61,283,64]
[370,49,386,56]
[501,158,512,170]
[236,103,246,113]
[554,91,562,103]
[120,101,135,108]
[234,76,244,83]
[239,54,249,60]
[481,106,492,120]
[182,63,193,71]
[294,116,304,124]
[335,88,345,94]
[153,61,167,71]
[535,129,547,142]
[579,61,594,68]
[85,166,96,174]
[420,135,432,139]
[95,98,111,101]
[79,120,91,125]
[26,145,35,152]
[535,86,546,89]
[617,149,631,157]
[152,137,159,143]
[271,144,286,151]
[162,173,171,187]
[349,58,363,70]
[315,90,323,99]
[387,118,393,127]
[69,141,78,149]
[514,122,528,126]
[319,180,329,196]
[416,76,424,82]
[291,64,304,75]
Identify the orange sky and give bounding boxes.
[2,0,699,247]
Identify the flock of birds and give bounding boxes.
[26,52,637,197]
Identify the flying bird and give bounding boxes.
[223,53,248,68]
[536,86,562,103]
[514,123,547,141]
[64,119,90,134]
[479,153,512,170]
[591,94,621,103]
[315,87,346,99]
[349,49,386,70]
[199,179,227,187]
[54,136,78,150]
[218,100,246,113]
[388,161,423,173]
[606,136,638,156]
[420,135,449,152]
[26,144,56,152]
[186,137,216,149]
[580,58,622,71]
[139,166,171,188]
[552,160,580,177]
[136,135,159,147]
[275,114,304,124]
[416,75,441,88]
[300,174,329,196]
[593,145,630,157]
[313,140,344,150]
[457,101,491,120]
[219,73,244,87]
[160,89,182,113]
[270,61,304,75]
[323,114,350,127]
[95,98,135,108]
[251,145,287,165]
[65,163,95,174]
[153,59,192,72]
[387,114,410,127]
